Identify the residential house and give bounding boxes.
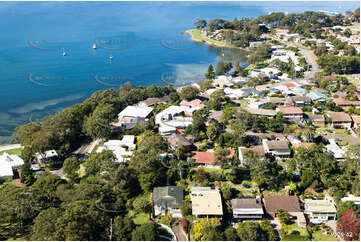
[213,75,234,88]
[293,142,315,149]
[249,41,265,48]
[152,186,184,217]
[191,149,235,168]
[307,91,329,104]
[267,97,286,106]
[0,152,24,179]
[262,140,291,158]
[325,138,345,160]
[137,96,170,107]
[263,195,306,227]
[156,106,197,135]
[244,108,277,117]
[180,99,205,109]
[224,88,261,99]
[166,134,192,152]
[308,114,325,126]
[290,87,307,96]
[231,198,264,220]
[291,96,312,106]
[304,199,336,221]
[191,187,223,217]
[249,100,270,109]
[333,98,360,110]
[277,107,303,121]
[36,150,58,163]
[312,88,329,95]
[238,145,266,166]
[116,106,153,129]
[326,112,352,129]
[96,135,135,163]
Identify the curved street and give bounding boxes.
[294,43,321,79]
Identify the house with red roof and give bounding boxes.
[191,149,235,168]
[180,99,205,109]
[333,98,360,110]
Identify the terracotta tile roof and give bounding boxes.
[263,195,301,214]
[293,143,315,149]
[241,145,266,156]
[278,107,303,115]
[352,116,360,124]
[333,98,359,106]
[191,149,234,165]
[284,82,296,87]
[328,112,352,122]
[180,99,205,108]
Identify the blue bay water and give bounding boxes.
[0,1,359,144]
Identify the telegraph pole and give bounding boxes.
[109,218,113,241]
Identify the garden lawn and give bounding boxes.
[187,29,236,48]
[281,222,310,241]
[0,148,23,155]
[128,210,149,225]
[311,230,338,241]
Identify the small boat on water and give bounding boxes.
[62,48,66,56]
[109,55,113,60]
[92,43,97,49]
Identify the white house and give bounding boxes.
[36,150,58,163]
[156,106,197,135]
[213,75,233,88]
[325,138,345,159]
[304,199,337,221]
[262,139,291,158]
[96,135,136,163]
[116,106,153,129]
[0,152,24,179]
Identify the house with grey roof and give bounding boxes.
[231,198,264,220]
[152,186,184,217]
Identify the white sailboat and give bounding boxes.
[62,48,66,56]
[93,43,97,49]
[109,54,113,60]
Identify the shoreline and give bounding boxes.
[185,29,248,51]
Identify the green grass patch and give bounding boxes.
[0,148,23,155]
[311,230,338,241]
[281,222,310,241]
[77,164,86,178]
[129,210,149,225]
[187,29,237,48]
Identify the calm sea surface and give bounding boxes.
[0,1,358,144]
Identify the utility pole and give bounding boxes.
[109,218,113,241]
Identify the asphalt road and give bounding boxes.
[295,43,320,79]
